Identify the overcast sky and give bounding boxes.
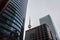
[24,0,60,39]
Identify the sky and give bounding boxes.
[24,0,60,39]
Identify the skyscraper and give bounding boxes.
[25,24,55,40]
[0,0,28,40]
[40,15,59,40]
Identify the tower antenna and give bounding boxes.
[28,18,31,29]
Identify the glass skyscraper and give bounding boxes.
[40,15,59,40]
[0,0,28,40]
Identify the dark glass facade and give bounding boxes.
[0,0,28,40]
[25,24,54,40]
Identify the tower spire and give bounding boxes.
[28,18,31,29]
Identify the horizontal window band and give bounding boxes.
[10,0,24,19]
[12,0,21,5]
[12,0,24,8]
[9,2,23,17]
[0,25,14,33]
[11,0,21,7]
[2,14,22,30]
[5,7,23,23]
[0,16,21,32]
[3,12,22,28]
[8,3,23,21]
[11,0,23,11]
[4,9,23,25]
[0,26,20,37]
[0,17,21,29]
[0,19,21,33]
